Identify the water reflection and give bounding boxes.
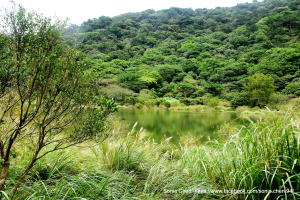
[115,108,240,143]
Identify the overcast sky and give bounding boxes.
[1,0,259,25]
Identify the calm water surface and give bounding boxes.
[115,108,243,143]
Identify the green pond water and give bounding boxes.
[114,108,246,144]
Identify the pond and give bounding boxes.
[114,108,246,144]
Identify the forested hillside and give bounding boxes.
[64,0,300,108]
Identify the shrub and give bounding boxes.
[267,93,290,110]
[204,82,224,95]
[244,73,277,107]
[170,101,181,107]
[158,104,167,109]
[134,103,144,109]
[192,88,205,97]
[162,97,179,103]
[125,97,139,105]
[230,92,251,108]
[289,98,300,107]
[180,98,191,106]
[204,98,219,107]
[180,98,203,106]
[175,92,183,99]
[283,81,300,96]
[0,3,118,196]
[251,106,261,112]
[137,97,145,105]
[100,85,136,102]
[235,106,251,112]
[221,93,235,101]
[145,99,158,108]
[162,101,171,108]
[191,98,204,105]
[139,89,157,99]
[163,92,174,97]
[219,101,231,107]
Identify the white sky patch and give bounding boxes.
[1,0,260,25]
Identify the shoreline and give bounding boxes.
[117,105,269,114]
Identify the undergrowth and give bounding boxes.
[2,108,300,199]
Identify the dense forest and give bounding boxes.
[64,0,300,108]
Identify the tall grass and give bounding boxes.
[199,108,300,199]
[3,109,300,199]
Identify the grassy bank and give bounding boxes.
[120,97,300,119]
[3,109,300,199]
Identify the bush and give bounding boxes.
[163,92,174,97]
[251,106,261,112]
[180,98,204,106]
[162,101,171,108]
[235,106,251,112]
[125,97,139,105]
[283,82,300,97]
[125,97,146,105]
[180,98,190,106]
[134,103,144,109]
[191,98,204,105]
[267,93,290,110]
[219,101,231,107]
[230,92,251,108]
[137,97,145,105]
[204,98,219,108]
[289,98,300,107]
[192,88,205,97]
[244,73,276,107]
[158,98,173,108]
[221,93,235,101]
[145,99,158,108]
[100,85,136,102]
[162,97,179,103]
[139,89,157,99]
[170,101,181,107]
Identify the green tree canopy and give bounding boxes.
[174,82,197,98]
[244,73,277,106]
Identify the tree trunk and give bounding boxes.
[0,160,10,192]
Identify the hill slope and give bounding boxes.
[64,0,300,107]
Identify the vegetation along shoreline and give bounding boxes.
[1,0,300,199]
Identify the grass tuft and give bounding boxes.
[4,110,300,199]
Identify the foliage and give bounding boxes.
[145,99,158,108]
[60,0,300,103]
[0,3,117,197]
[163,92,173,98]
[138,89,156,99]
[100,85,136,101]
[267,93,291,110]
[156,65,182,83]
[244,73,277,107]
[207,111,300,199]
[9,109,300,199]
[180,97,204,106]
[230,92,251,108]
[204,98,219,108]
[174,82,197,98]
[204,82,224,96]
[134,103,144,109]
[162,101,171,109]
[162,97,179,103]
[283,81,300,96]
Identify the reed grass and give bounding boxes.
[2,109,299,199]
